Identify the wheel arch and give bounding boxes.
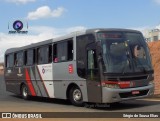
[20,82,26,94]
[66,83,79,99]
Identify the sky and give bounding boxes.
[0,0,160,62]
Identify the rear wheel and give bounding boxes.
[69,86,83,106]
[21,84,29,100]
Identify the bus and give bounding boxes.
[4,28,154,106]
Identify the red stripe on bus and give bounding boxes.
[25,68,36,96]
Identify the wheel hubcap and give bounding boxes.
[73,89,82,101]
[23,86,28,97]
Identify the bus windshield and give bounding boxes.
[97,32,152,74]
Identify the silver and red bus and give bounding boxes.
[4,28,154,106]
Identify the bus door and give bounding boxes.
[86,43,102,103]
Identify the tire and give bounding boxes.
[69,86,84,106]
[21,84,29,100]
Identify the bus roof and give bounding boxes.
[5,28,141,54]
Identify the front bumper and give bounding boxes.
[102,84,154,103]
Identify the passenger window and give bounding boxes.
[15,52,23,67]
[48,45,52,63]
[37,45,52,64]
[6,55,9,67]
[53,39,73,62]
[6,54,14,68]
[25,49,35,66]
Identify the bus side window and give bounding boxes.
[53,44,57,62]
[68,40,73,61]
[6,55,10,68]
[37,45,52,65]
[48,45,52,63]
[37,48,44,64]
[57,41,67,62]
[37,48,41,64]
[6,54,14,68]
[15,52,23,67]
[25,49,35,66]
[53,39,73,63]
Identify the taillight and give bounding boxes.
[68,64,73,74]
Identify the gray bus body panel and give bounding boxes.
[102,84,154,103]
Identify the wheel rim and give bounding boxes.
[73,89,82,102]
[22,86,28,97]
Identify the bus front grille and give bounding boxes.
[107,76,148,81]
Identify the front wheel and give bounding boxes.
[69,86,84,106]
[21,84,29,100]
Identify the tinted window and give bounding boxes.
[97,32,152,73]
[6,54,14,68]
[53,39,73,62]
[26,49,35,66]
[76,34,95,78]
[126,33,152,71]
[48,45,52,63]
[15,52,23,67]
[37,45,52,64]
[57,41,68,61]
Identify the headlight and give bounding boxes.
[101,81,132,89]
[102,83,120,89]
